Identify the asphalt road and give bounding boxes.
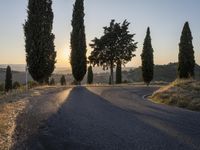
[12,86,200,150]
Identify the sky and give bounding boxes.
[0,0,200,69]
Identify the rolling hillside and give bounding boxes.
[0,63,200,84]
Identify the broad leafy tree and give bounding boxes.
[70,0,87,84]
[89,20,137,84]
[178,22,195,78]
[24,0,56,84]
[5,66,12,92]
[141,27,154,86]
[87,66,93,84]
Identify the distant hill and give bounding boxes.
[123,63,200,82]
[0,63,199,84]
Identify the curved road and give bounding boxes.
[12,86,200,150]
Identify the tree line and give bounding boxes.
[1,65,67,92]
[72,0,195,85]
[20,0,196,88]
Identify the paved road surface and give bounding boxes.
[12,86,200,150]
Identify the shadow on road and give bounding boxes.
[11,87,200,150]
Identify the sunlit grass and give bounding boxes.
[151,79,200,111]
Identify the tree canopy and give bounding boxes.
[141,27,154,85]
[178,22,195,78]
[24,0,56,83]
[89,20,137,84]
[70,0,87,84]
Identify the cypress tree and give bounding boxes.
[70,0,87,84]
[141,27,154,86]
[116,60,122,84]
[24,0,56,84]
[60,75,66,86]
[87,66,93,84]
[178,22,195,78]
[5,66,12,92]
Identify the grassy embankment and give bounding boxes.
[0,85,67,150]
[151,79,200,111]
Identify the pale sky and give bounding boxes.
[0,0,200,68]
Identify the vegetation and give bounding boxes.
[151,79,200,111]
[87,66,93,84]
[70,0,87,84]
[28,81,39,89]
[13,81,21,89]
[141,27,154,86]
[60,75,66,85]
[178,22,195,78]
[89,20,137,84]
[5,66,12,92]
[24,0,56,83]
[50,78,55,85]
[126,63,200,83]
[116,60,122,84]
[0,83,4,91]
[0,83,4,95]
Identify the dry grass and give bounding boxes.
[151,79,200,111]
[0,100,28,150]
[0,85,68,149]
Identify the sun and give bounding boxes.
[62,47,70,59]
[56,47,71,65]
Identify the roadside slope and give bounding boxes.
[151,80,200,111]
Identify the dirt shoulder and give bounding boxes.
[0,86,70,150]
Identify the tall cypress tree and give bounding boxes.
[87,66,93,84]
[70,0,87,84]
[5,66,12,92]
[24,0,56,83]
[178,22,195,78]
[116,60,122,84]
[141,27,154,86]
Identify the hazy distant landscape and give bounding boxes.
[0,63,200,85]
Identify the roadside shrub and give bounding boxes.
[123,80,131,84]
[0,83,4,91]
[50,78,55,85]
[28,81,39,89]
[71,80,78,85]
[13,81,21,89]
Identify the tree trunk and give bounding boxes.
[110,63,114,85]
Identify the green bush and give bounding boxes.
[50,78,55,85]
[13,81,21,89]
[0,83,4,91]
[28,81,39,89]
